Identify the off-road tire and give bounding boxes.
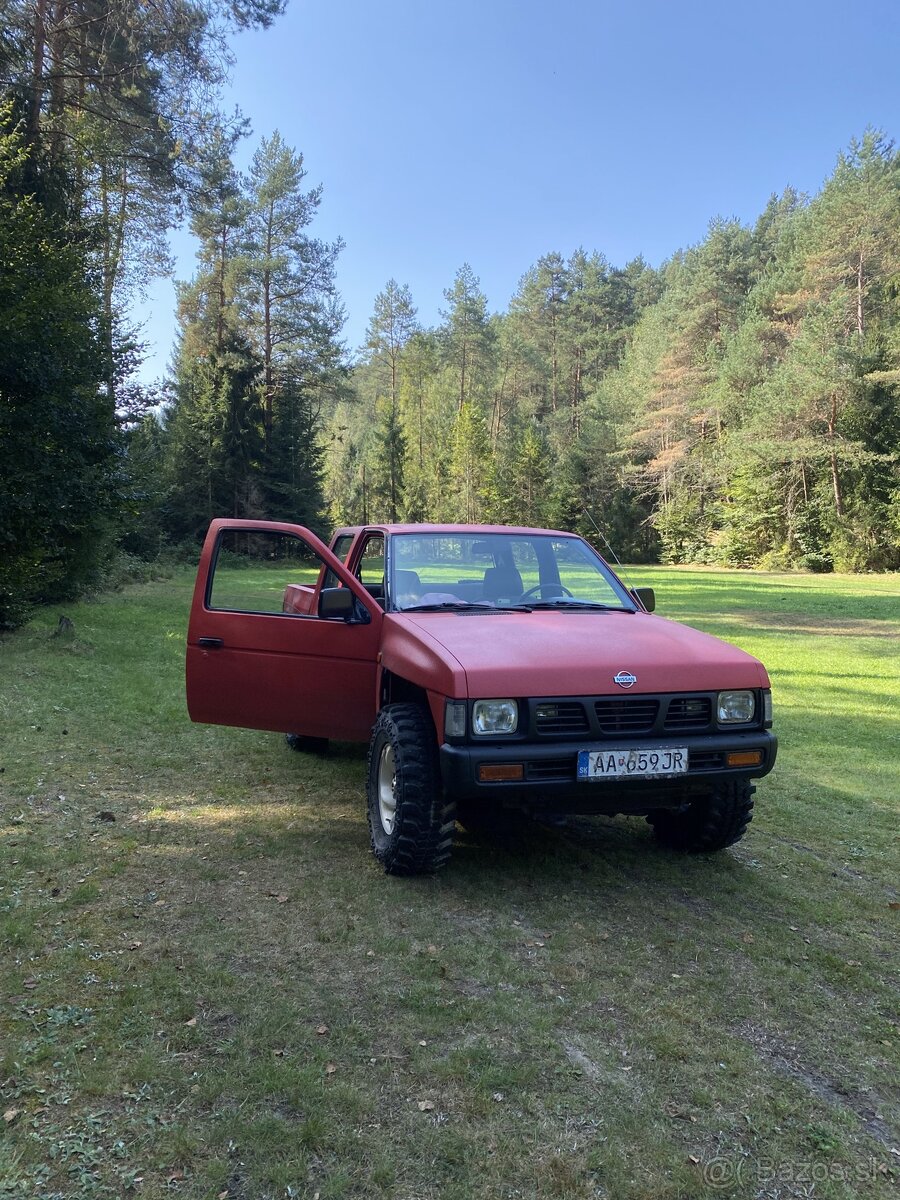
[367,704,456,875]
[647,781,755,852]
[285,733,329,756]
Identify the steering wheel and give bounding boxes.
[520,583,574,601]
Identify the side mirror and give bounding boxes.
[318,587,355,620]
[630,586,656,613]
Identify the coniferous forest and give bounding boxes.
[2,2,899,630]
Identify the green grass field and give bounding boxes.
[1,566,898,1200]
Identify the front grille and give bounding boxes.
[665,696,712,730]
[534,702,589,735]
[526,691,749,742]
[594,698,660,735]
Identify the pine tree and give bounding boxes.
[0,103,111,626]
[440,264,495,412]
[364,281,417,519]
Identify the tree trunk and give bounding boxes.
[263,201,274,453]
[828,393,843,516]
[28,0,49,142]
[99,158,129,409]
[48,0,69,128]
[217,225,228,353]
[856,253,865,339]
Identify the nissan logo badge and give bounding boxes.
[614,671,637,689]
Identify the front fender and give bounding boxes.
[378,616,468,733]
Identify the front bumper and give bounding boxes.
[440,730,777,814]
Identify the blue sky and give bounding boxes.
[135,0,900,381]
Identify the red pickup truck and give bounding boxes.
[186,520,776,874]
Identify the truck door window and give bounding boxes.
[208,528,324,615]
[332,534,354,563]
[356,535,385,594]
[321,533,356,591]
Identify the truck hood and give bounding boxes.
[394,610,769,696]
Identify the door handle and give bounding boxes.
[197,637,224,649]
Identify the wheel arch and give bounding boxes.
[378,669,444,742]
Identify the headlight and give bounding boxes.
[717,690,755,724]
[472,699,518,735]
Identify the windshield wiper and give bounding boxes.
[526,600,635,612]
[401,601,494,612]
[400,601,531,613]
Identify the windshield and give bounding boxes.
[387,532,634,612]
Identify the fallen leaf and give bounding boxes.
[129,940,142,951]
[22,979,38,990]
[325,1063,337,1075]
[218,1192,229,1199]
[3,1108,20,1124]
[273,1048,287,1058]
[689,1154,700,1165]
[154,900,166,907]
[427,944,438,954]
[276,894,288,904]
[889,902,900,911]
[741,932,755,943]
[366,949,375,957]
[417,1099,435,1111]
[316,1024,329,1035]
[167,1170,185,1183]
[184,1017,197,1027]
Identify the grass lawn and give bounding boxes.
[1,565,898,1199]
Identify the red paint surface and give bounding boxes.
[392,610,769,697]
[187,520,772,744]
[186,520,381,740]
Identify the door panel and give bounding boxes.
[186,521,382,742]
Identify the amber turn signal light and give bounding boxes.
[477,763,524,782]
[726,750,763,767]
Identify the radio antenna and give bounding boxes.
[581,508,635,589]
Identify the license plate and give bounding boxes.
[577,747,688,780]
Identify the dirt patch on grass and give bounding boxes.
[560,1036,641,1098]
[733,610,898,638]
[737,1020,899,1148]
